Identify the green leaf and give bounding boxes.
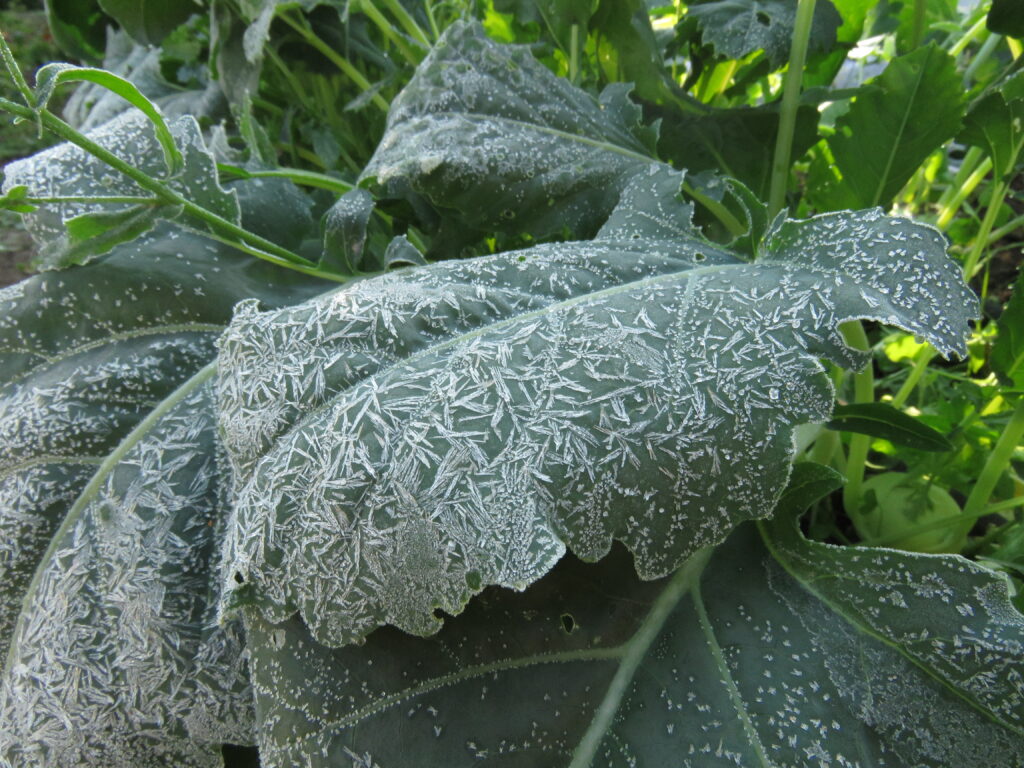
[61,203,178,263]
[827,401,954,451]
[655,101,821,200]
[217,166,975,648]
[34,62,185,174]
[42,0,106,63]
[988,0,1024,38]
[0,179,329,762]
[1,111,239,269]
[993,267,1024,388]
[959,70,1024,181]
[242,510,1024,767]
[589,0,669,102]
[687,0,843,68]
[773,460,844,517]
[97,0,199,46]
[362,20,661,241]
[809,44,965,211]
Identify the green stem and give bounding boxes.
[891,346,937,408]
[935,146,982,212]
[963,33,1002,86]
[358,0,422,65]
[378,0,431,46]
[681,181,746,238]
[0,26,33,106]
[279,12,390,113]
[910,0,926,49]
[963,179,1008,279]
[21,194,160,205]
[0,97,348,281]
[569,24,580,84]
[841,320,874,516]
[988,210,1024,245]
[809,427,840,467]
[768,0,816,218]
[949,16,987,57]
[569,548,712,768]
[936,156,992,230]
[962,398,1024,521]
[217,164,354,194]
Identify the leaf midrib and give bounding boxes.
[870,51,930,207]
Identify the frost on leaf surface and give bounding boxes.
[0,178,326,665]
[0,381,253,768]
[361,20,660,240]
[242,509,1024,768]
[1,110,238,269]
[217,167,975,647]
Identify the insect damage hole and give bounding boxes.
[560,613,577,634]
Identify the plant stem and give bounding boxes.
[988,210,1024,244]
[377,0,431,46]
[681,181,746,237]
[963,179,1008,279]
[217,164,354,194]
[949,15,987,57]
[841,320,874,516]
[0,97,349,281]
[0,25,34,106]
[358,0,422,65]
[936,155,992,230]
[962,398,1024,521]
[963,33,1002,86]
[278,11,390,113]
[910,0,926,49]
[569,24,580,84]
[768,0,816,218]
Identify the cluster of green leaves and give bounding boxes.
[1,0,1023,766]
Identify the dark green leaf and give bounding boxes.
[362,20,660,241]
[687,0,843,68]
[590,0,668,102]
[993,267,1024,388]
[217,166,974,648]
[959,70,1024,181]
[809,44,965,210]
[827,401,955,451]
[321,188,375,274]
[656,101,820,200]
[97,0,199,46]
[43,0,106,63]
[61,203,175,263]
[773,460,845,518]
[242,512,1024,767]
[988,0,1024,37]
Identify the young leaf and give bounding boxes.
[827,401,954,451]
[809,44,965,211]
[241,512,1024,767]
[217,167,974,648]
[1,110,238,269]
[687,0,843,68]
[362,20,660,240]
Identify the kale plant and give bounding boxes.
[1,2,1022,766]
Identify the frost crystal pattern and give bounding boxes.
[218,170,975,647]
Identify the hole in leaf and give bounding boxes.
[694,252,707,262]
[756,11,770,25]
[560,613,577,634]
[233,572,245,584]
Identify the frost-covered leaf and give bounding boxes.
[0,377,252,767]
[362,20,660,240]
[217,166,975,648]
[0,178,329,763]
[809,44,964,211]
[242,499,1024,767]
[687,0,843,68]
[1,110,237,269]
